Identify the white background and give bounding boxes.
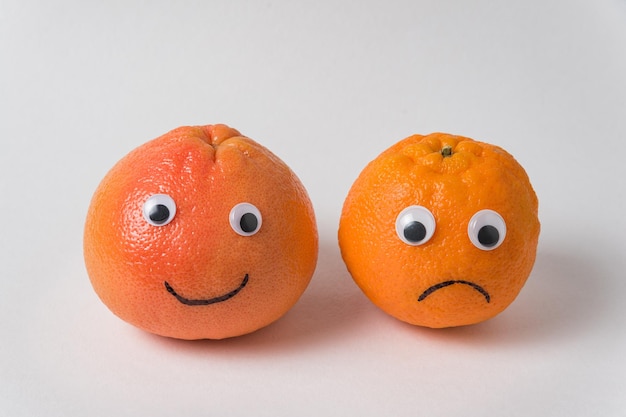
[2,1,625,416]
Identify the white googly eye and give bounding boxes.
[468,209,506,250]
[229,202,262,236]
[142,194,177,226]
[395,205,436,246]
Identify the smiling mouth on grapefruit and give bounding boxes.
[164,274,250,306]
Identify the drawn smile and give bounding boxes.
[164,274,249,306]
[417,280,490,303]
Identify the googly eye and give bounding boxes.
[142,194,177,226]
[395,205,436,246]
[468,209,506,250]
[229,202,262,236]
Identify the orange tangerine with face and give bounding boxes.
[84,124,318,339]
[338,133,540,328]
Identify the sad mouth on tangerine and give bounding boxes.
[417,280,491,303]
[338,133,540,328]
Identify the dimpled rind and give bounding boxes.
[84,125,319,339]
[338,133,539,328]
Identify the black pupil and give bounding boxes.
[148,204,170,224]
[240,213,258,233]
[478,225,499,247]
[404,221,427,243]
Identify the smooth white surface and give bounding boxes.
[2,1,626,415]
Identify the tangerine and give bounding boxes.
[338,133,540,328]
[84,124,318,339]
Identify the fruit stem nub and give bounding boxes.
[441,145,453,158]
